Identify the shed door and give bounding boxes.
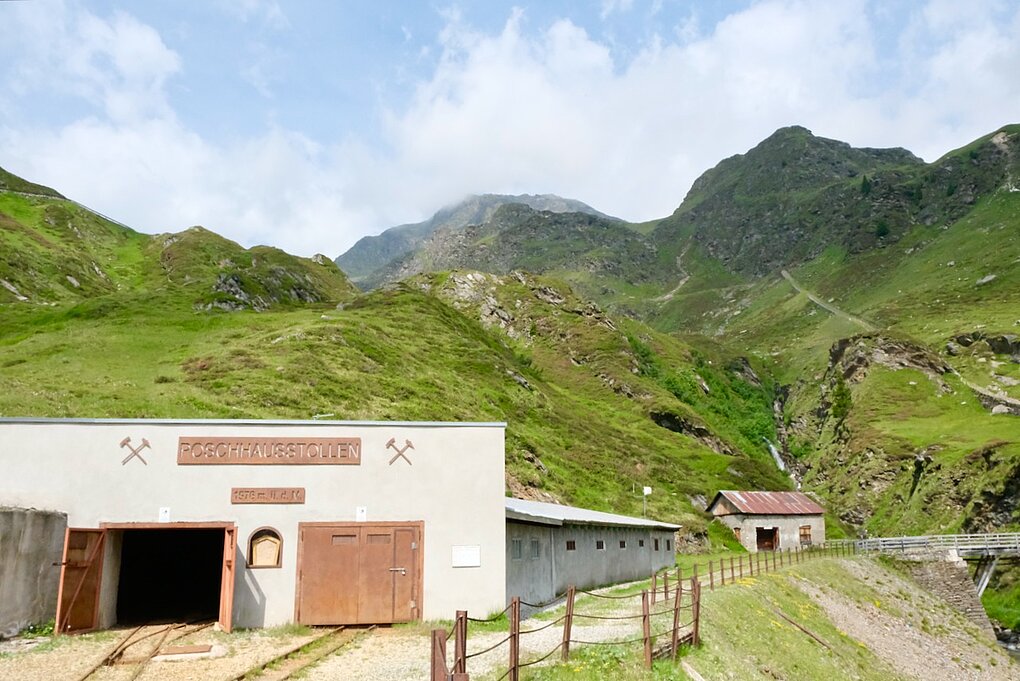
[219,526,237,632]
[56,528,106,634]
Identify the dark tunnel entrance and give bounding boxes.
[116,528,224,625]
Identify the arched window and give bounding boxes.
[247,527,283,568]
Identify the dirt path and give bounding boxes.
[781,269,877,331]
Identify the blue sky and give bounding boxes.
[2,1,1018,257]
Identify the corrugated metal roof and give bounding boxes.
[707,491,824,516]
[505,497,681,530]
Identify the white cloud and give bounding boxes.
[1,1,1019,260]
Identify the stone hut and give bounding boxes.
[706,491,825,553]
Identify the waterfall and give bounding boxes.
[763,437,785,471]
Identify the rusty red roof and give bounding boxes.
[707,490,824,516]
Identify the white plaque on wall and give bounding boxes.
[356,506,367,522]
[451,545,481,568]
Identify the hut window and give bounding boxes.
[511,539,523,559]
[639,539,645,548]
[733,528,742,543]
[799,525,812,545]
[596,540,605,551]
[654,538,660,551]
[566,540,576,551]
[619,540,627,549]
[666,540,672,552]
[530,539,541,559]
[247,527,283,568]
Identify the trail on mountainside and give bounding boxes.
[780,269,877,331]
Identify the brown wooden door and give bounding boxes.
[297,523,420,625]
[56,528,106,634]
[219,526,237,633]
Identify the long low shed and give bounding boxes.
[0,418,506,632]
[505,498,680,606]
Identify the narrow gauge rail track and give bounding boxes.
[226,625,373,681]
[73,621,214,681]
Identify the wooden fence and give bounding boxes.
[431,542,855,680]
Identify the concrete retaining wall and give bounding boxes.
[0,508,67,637]
[897,550,995,639]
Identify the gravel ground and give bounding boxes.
[797,560,1019,681]
[307,585,677,681]
[0,625,321,681]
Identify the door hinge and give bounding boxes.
[411,542,418,550]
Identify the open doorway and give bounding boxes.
[755,527,778,552]
[56,523,236,634]
[116,529,223,624]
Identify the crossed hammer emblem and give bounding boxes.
[120,436,151,466]
[386,438,414,466]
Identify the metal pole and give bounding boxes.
[431,629,448,681]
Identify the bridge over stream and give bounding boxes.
[831,533,1020,596]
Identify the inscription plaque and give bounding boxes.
[178,437,361,465]
[231,487,306,504]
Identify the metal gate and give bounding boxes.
[296,522,422,625]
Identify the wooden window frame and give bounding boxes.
[799,525,812,546]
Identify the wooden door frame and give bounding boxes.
[99,521,237,631]
[294,521,424,624]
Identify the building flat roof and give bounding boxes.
[707,490,824,516]
[505,497,681,531]
[0,417,506,428]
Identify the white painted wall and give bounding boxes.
[0,419,506,627]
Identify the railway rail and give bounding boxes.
[73,621,215,681]
[226,625,371,681]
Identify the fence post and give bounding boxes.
[692,579,701,647]
[431,629,448,681]
[757,551,762,574]
[730,557,735,583]
[561,586,575,662]
[652,572,658,605]
[671,572,682,659]
[738,555,743,579]
[693,562,698,590]
[720,558,725,586]
[709,560,714,590]
[664,571,670,601]
[454,611,467,674]
[509,596,520,681]
[642,590,652,670]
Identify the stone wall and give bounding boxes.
[896,550,995,639]
[0,507,67,637]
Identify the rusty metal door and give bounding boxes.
[219,526,237,632]
[55,528,106,634]
[297,523,420,625]
[391,527,417,622]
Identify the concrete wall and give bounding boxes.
[506,521,676,605]
[0,508,67,637]
[0,419,505,628]
[899,550,995,639]
[716,514,825,553]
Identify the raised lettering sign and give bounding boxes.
[231,487,306,504]
[177,437,361,465]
